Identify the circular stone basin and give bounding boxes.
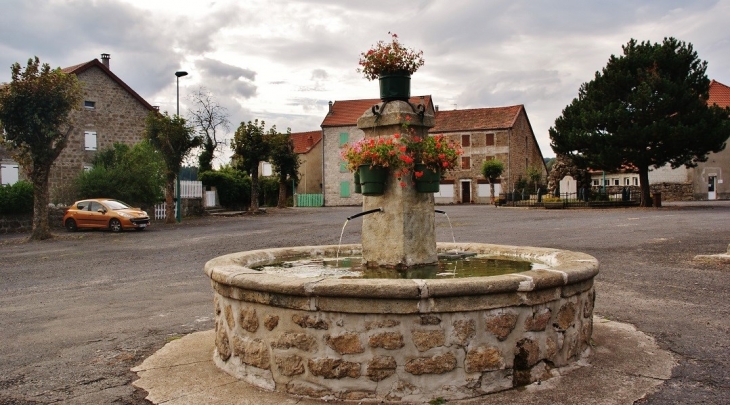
[205,242,598,403]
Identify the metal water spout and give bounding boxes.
[347,207,383,221]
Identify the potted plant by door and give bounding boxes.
[358,32,425,101]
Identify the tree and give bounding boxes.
[481,159,504,203]
[145,111,201,223]
[268,130,299,208]
[550,37,730,206]
[187,87,230,172]
[0,57,82,240]
[75,141,165,209]
[231,120,272,212]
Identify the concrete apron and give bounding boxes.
[131,316,675,405]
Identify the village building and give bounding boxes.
[0,54,156,203]
[316,97,547,206]
[289,130,323,206]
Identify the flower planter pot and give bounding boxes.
[413,164,440,193]
[379,70,411,101]
[358,165,388,196]
[353,171,362,194]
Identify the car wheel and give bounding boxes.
[109,218,122,233]
[65,218,77,232]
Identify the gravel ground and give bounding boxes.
[0,202,728,404]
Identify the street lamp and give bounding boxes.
[174,71,188,223]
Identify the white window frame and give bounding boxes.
[84,131,97,151]
[1,162,19,185]
[262,162,273,177]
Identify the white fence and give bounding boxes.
[154,180,202,220]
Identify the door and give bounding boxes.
[708,176,717,200]
[461,181,471,203]
[87,201,108,228]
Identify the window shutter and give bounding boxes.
[339,133,349,146]
[84,131,97,151]
[340,181,350,197]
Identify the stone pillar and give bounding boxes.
[356,100,437,267]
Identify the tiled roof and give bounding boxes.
[321,95,433,127]
[290,130,322,154]
[429,105,523,133]
[708,80,730,109]
[62,58,155,111]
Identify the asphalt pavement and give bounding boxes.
[0,201,728,404]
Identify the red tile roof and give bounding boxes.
[708,80,730,109]
[290,130,322,154]
[62,58,155,111]
[321,96,433,127]
[430,105,523,133]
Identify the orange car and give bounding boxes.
[63,199,150,232]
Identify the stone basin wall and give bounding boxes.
[205,243,598,403]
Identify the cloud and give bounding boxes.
[193,58,257,99]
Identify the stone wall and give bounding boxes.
[322,125,365,207]
[0,207,66,234]
[48,66,151,203]
[650,182,694,201]
[207,243,599,402]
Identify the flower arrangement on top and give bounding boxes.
[341,136,409,172]
[357,32,425,80]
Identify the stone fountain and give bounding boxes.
[204,100,598,402]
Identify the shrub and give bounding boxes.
[200,167,251,209]
[0,181,34,215]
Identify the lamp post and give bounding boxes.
[175,71,188,223]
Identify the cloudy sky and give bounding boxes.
[2,0,729,165]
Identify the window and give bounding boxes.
[340,162,348,173]
[624,177,630,186]
[486,133,495,146]
[604,179,609,186]
[340,181,350,197]
[435,183,455,198]
[633,177,639,186]
[613,178,619,186]
[84,131,97,151]
[484,155,494,161]
[83,165,92,172]
[339,132,349,146]
[84,100,95,109]
[593,179,599,186]
[461,156,471,170]
[89,201,104,212]
[1,162,19,185]
[461,134,470,147]
[262,162,273,176]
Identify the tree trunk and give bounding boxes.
[638,165,651,207]
[250,167,259,212]
[165,179,176,224]
[489,183,495,204]
[30,166,52,240]
[277,180,287,208]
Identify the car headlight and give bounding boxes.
[118,212,133,219]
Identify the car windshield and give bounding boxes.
[104,200,131,210]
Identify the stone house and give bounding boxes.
[290,130,323,195]
[430,105,548,204]
[0,54,156,203]
[318,97,547,206]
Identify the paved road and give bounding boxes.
[1,202,728,404]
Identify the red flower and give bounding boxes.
[415,171,424,178]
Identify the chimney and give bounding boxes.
[101,53,110,69]
[307,135,314,146]
[435,105,439,112]
[328,101,333,114]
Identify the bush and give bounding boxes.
[0,181,34,215]
[258,177,280,207]
[75,141,165,209]
[200,167,251,209]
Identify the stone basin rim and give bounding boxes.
[205,242,599,299]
